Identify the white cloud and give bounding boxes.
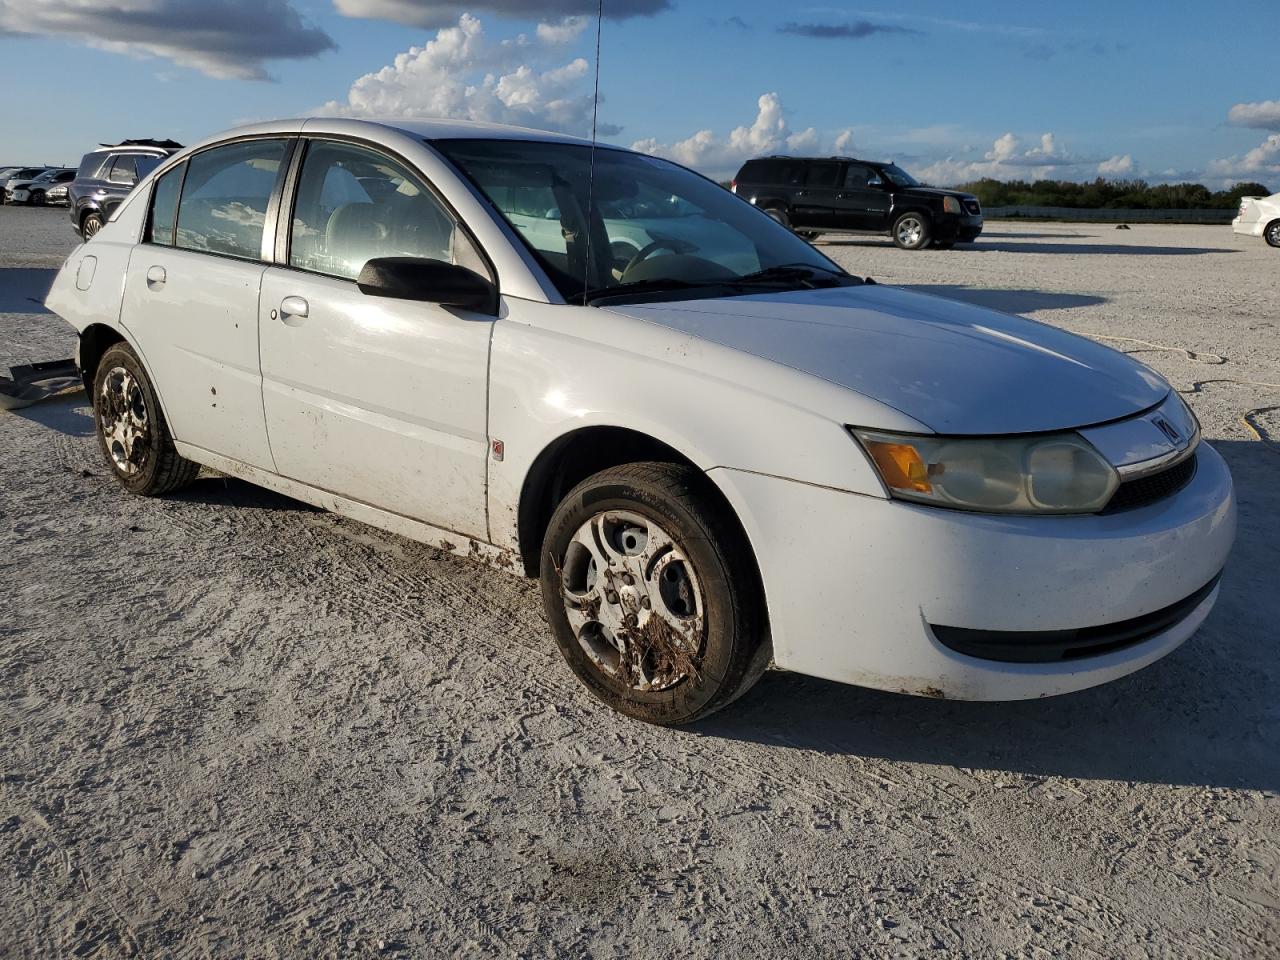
[319,13,615,137]
[1227,100,1280,132]
[631,93,842,176]
[913,131,1092,184]
[535,15,588,44]
[0,0,333,79]
[333,0,668,29]
[834,129,856,154]
[1098,154,1134,175]
[1208,133,1280,181]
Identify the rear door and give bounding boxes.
[120,137,292,470]
[831,163,892,230]
[257,138,493,538]
[791,161,841,228]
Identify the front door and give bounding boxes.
[120,138,291,470]
[257,139,493,539]
[831,163,892,231]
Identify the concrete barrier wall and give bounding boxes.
[984,206,1236,224]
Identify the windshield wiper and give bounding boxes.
[731,264,862,287]
[581,276,732,305]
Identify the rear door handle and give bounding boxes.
[280,296,309,320]
[145,265,166,288]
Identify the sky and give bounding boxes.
[1,0,1277,188]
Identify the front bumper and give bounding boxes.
[936,214,983,242]
[710,440,1235,700]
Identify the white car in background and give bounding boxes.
[1233,193,1280,246]
[45,118,1236,725]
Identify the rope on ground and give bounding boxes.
[1075,332,1280,453]
[1076,332,1226,365]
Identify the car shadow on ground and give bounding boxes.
[697,437,1280,793]
[7,392,93,436]
[0,267,55,313]
[169,475,319,513]
[819,238,1235,256]
[896,284,1106,313]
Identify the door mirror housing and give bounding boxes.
[356,257,497,314]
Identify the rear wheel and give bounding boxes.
[81,212,103,239]
[92,342,199,496]
[540,462,770,725]
[1266,220,1280,248]
[763,206,791,230]
[892,212,931,250]
[796,230,820,241]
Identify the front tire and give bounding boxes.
[540,462,769,725]
[892,212,931,250]
[1266,220,1280,248]
[30,190,46,206]
[92,342,199,496]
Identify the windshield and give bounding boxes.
[433,139,855,304]
[881,164,919,187]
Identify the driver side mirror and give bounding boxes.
[357,257,497,315]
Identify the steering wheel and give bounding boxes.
[622,236,695,279]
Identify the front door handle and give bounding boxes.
[145,265,166,288]
[280,296,309,320]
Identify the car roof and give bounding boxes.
[180,116,595,152]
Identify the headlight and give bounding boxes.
[852,429,1120,514]
[942,195,962,214]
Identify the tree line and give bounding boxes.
[953,177,1271,210]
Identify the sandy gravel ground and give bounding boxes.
[2,205,1278,958]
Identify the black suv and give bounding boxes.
[732,156,983,250]
[68,139,183,238]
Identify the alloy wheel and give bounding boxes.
[559,510,706,692]
[99,366,151,476]
[896,216,924,247]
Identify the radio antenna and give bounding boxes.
[581,0,604,304]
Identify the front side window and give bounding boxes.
[435,139,852,303]
[175,139,287,260]
[289,140,472,281]
[843,164,874,189]
[881,164,919,187]
[147,163,184,246]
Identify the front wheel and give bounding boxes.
[93,342,200,496]
[30,190,46,206]
[540,462,770,725]
[892,212,931,250]
[1266,220,1280,248]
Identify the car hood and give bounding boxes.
[898,186,977,202]
[605,284,1169,434]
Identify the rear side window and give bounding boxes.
[77,152,108,179]
[739,159,803,185]
[176,139,287,261]
[147,163,184,246]
[805,162,840,188]
[107,156,138,185]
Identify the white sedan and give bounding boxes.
[1233,193,1280,247]
[45,118,1235,725]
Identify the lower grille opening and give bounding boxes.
[930,572,1222,664]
